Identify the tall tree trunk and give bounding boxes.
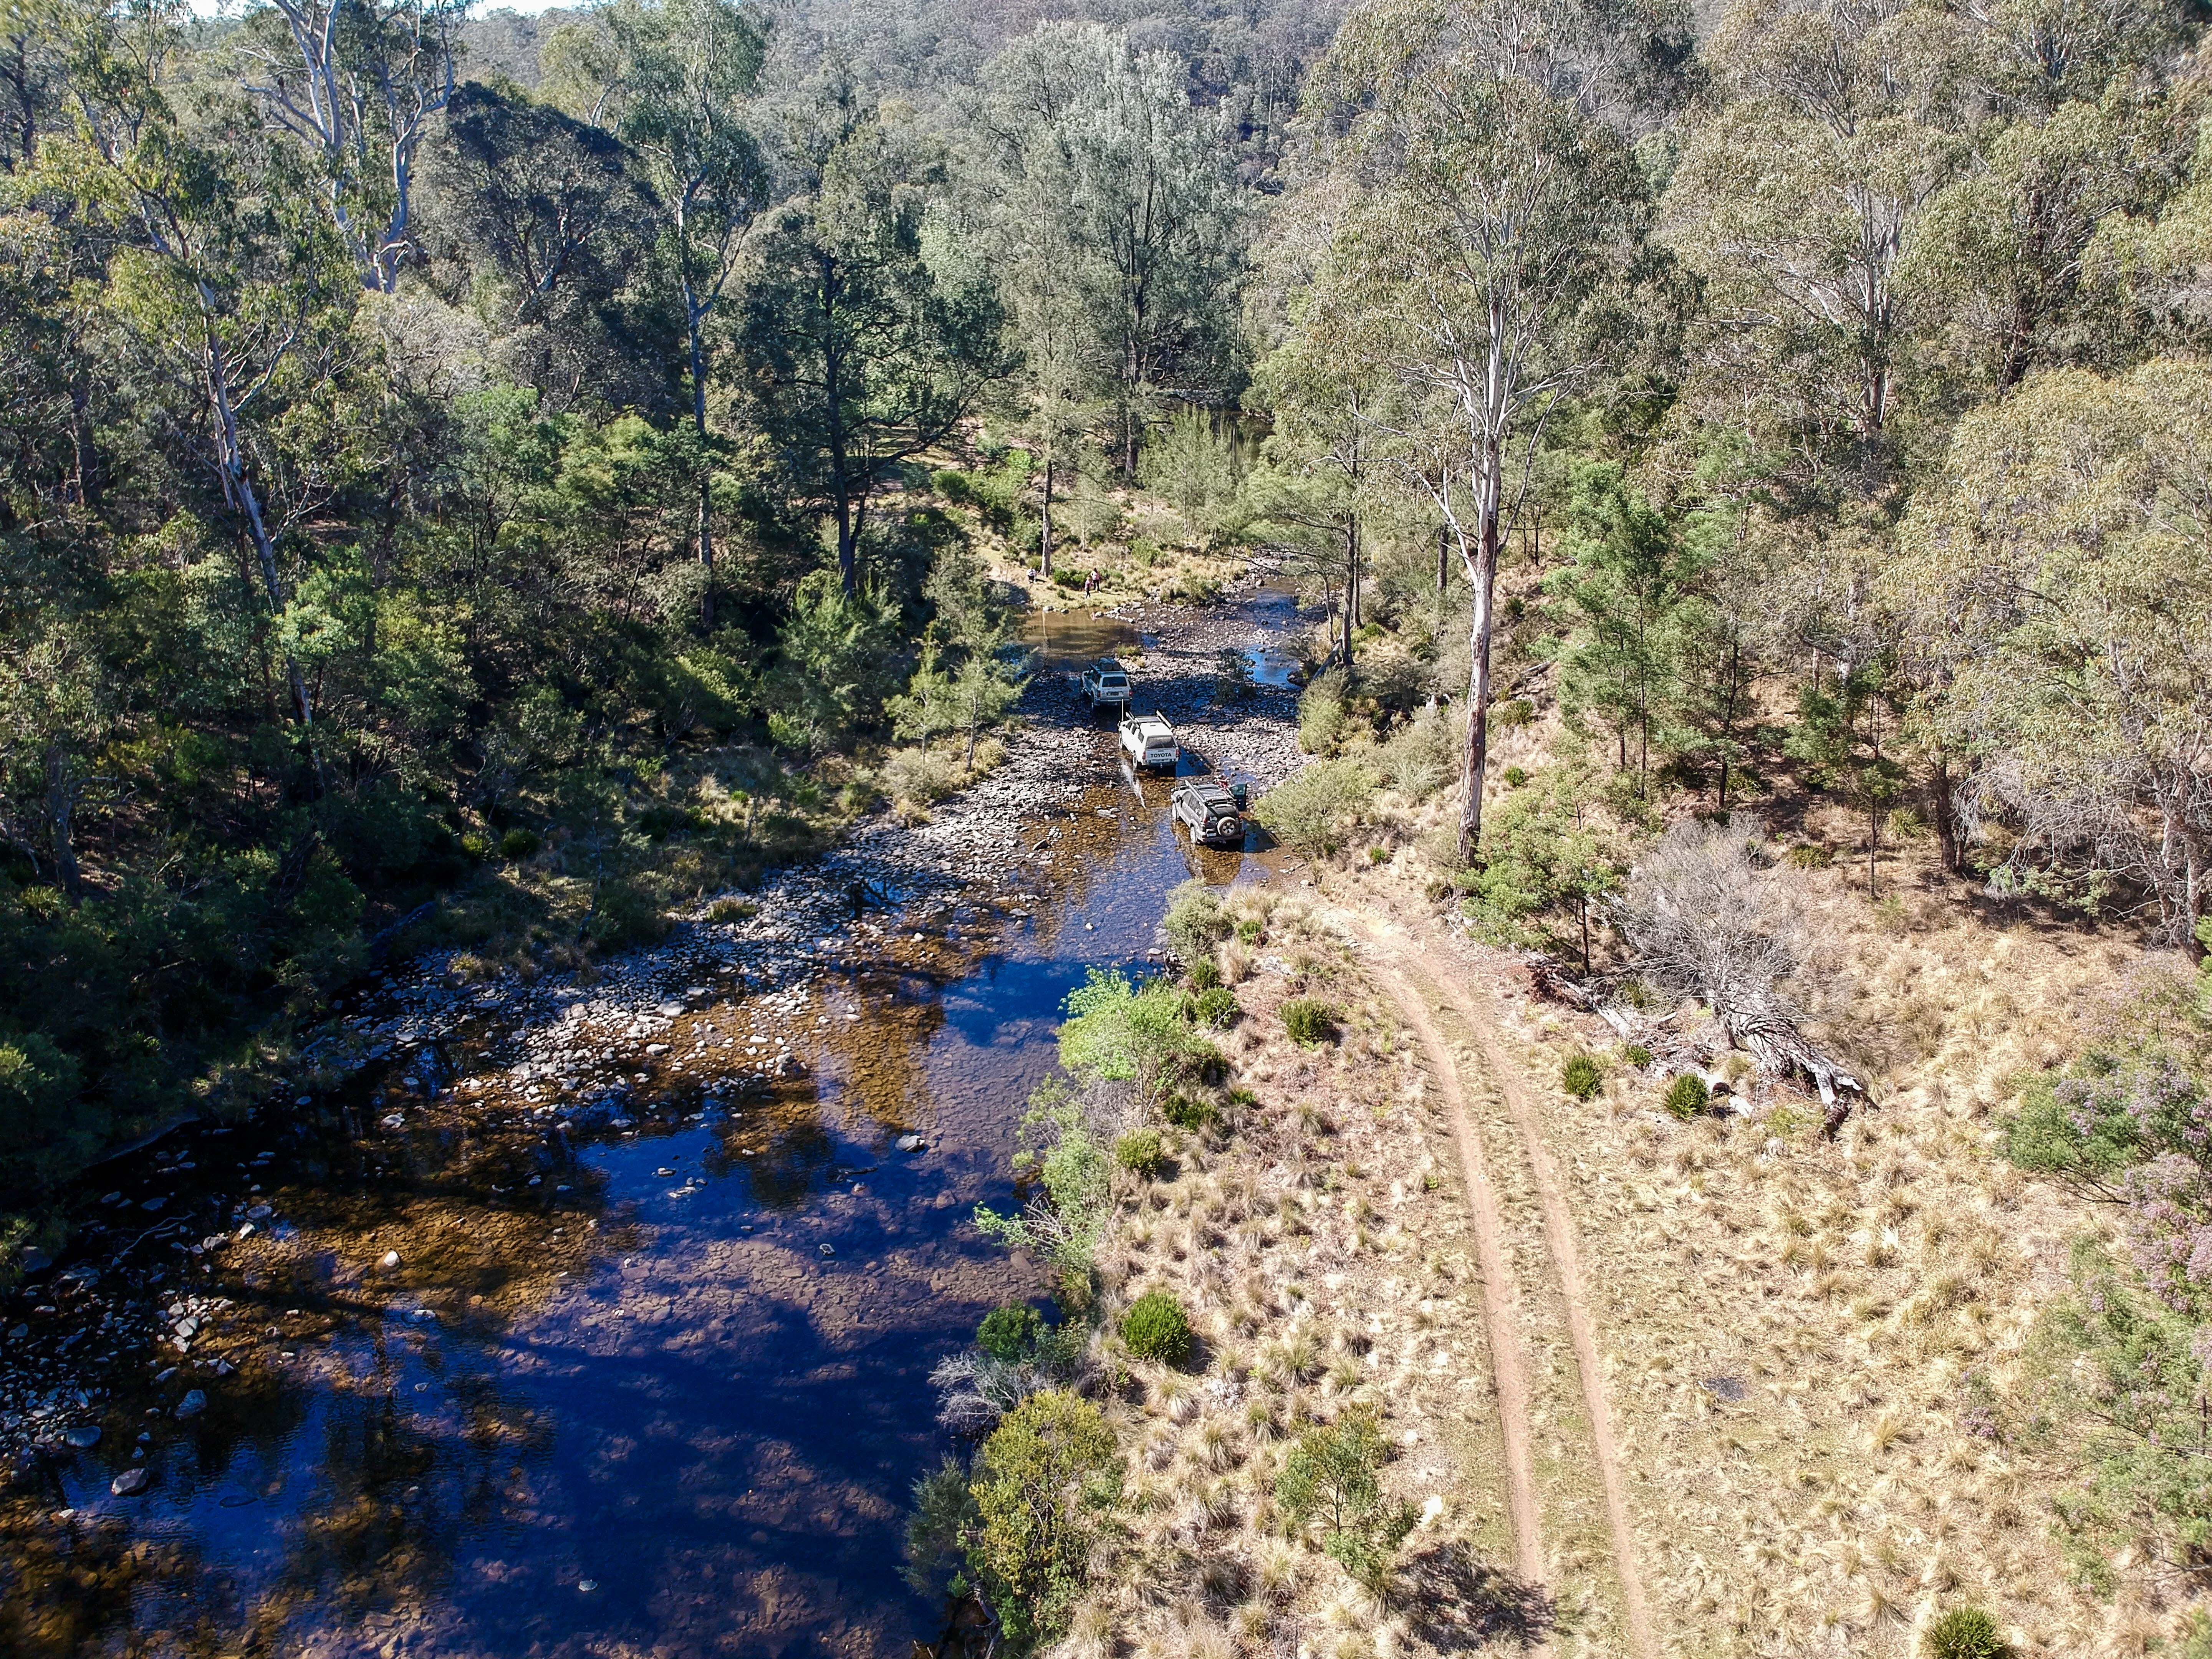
[1436,524,1448,597]
[1456,489,1501,866]
[1931,754,1961,874]
[45,744,81,903]
[686,287,716,629]
[1039,453,1054,578]
[204,317,313,733]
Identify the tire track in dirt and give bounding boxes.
[1401,927,1659,1659]
[1360,950,1548,1599]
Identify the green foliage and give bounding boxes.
[1624,1044,1652,1068]
[1282,998,1338,1047]
[499,829,542,861]
[1561,1053,1603,1101]
[980,1303,1046,1363]
[1115,1129,1167,1177]
[2016,1240,2212,1588]
[1663,1073,1711,1119]
[1548,463,1704,798]
[1192,987,1241,1029]
[975,1082,1114,1295]
[1187,958,1222,991]
[1254,760,1373,859]
[1298,668,1350,755]
[1057,969,1199,1103]
[1162,880,1229,964]
[1161,1092,1219,1131]
[1120,1290,1193,1365]
[967,1391,1122,1650]
[1785,661,1907,899]
[1458,745,1634,970]
[768,570,906,753]
[904,1456,980,1596]
[1275,1406,1418,1594]
[1922,1608,2011,1659]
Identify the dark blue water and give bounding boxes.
[6,740,1263,1658]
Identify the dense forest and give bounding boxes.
[5,0,2212,1315]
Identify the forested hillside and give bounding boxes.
[8,2,2212,1629]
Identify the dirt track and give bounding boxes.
[1342,908,1657,1659]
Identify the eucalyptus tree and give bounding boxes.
[743,91,1008,595]
[233,0,462,293]
[1248,214,1394,668]
[980,23,1244,481]
[1666,0,1965,492]
[1896,357,2212,947]
[1314,0,1653,861]
[548,0,768,625]
[57,0,357,738]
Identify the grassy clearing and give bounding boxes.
[1313,798,2186,1655]
[1063,890,1543,1657]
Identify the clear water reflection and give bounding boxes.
[5,687,1271,1659]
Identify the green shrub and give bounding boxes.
[1923,1607,2011,1659]
[1121,1290,1193,1365]
[1275,1405,1418,1594]
[707,897,758,923]
[1282,998,1338,1047]
[1561,1053,1603,1100]
[1115,1129,1167,1177]
[1299,667,1349,755]
[1193,987,1241,1028]
[1623,1044,1652,1068]
[1502,766,1529,788]
[1163,880,1229,963]
[498,828,541,861]
[967,1391,1121,1648]
[1174,1040,1229,1086]
[1492,698,1535,730]
[1161,1092,1219,1131]
[460,831,492,861]
[1257,758,1373,858]
[1786,842,1834,869]
[1058,967,1202,1103]
[979,1303,1044,1363]
[1663,1073,1712,1119]
[1188,958,1222,991]
[1236,917,1263,943]
[584,878,670,949]
[1381,702,1457,800]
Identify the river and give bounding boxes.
[0,591,1305,1659]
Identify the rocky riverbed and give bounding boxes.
[0,584,1309,1568]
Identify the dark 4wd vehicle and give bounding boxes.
[1172,778,1247,848]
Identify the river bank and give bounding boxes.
[0,583,1313,1659]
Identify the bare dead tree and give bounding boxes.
[1616,819,1863,1124]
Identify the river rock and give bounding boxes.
[896,1134,926,1153]
[111,1467,151,1497]
[62,1426,100,1448]
[174,1390,207,1419]
[380,1250,402,1270]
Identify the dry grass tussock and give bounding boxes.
[1065,889,1540,1657]
[1328,793,2194,1657]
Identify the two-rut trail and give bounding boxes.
[1343,910,1659,1659]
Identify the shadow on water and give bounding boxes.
[2,606,1286,1659]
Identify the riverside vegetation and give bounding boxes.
[8,0,2212,1648]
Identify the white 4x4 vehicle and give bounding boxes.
[1119,713,1178,770]
[1080,658,1132,712]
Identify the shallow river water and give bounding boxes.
[2,602,1296,1659]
